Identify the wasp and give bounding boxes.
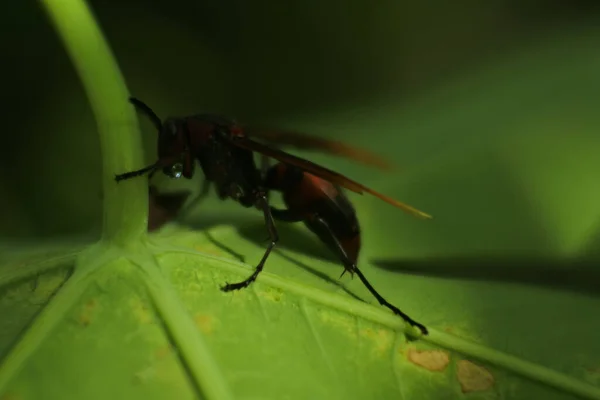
[116,97,431,332]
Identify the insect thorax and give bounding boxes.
[199,135,262,206]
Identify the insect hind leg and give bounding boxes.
[311,216,428,335]
[221,195,279,291]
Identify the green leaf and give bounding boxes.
[1,227,600,399]
[2,1,600,399]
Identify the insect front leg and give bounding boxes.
[252,206,306,243]
[221,195,279,291]
[115,163,159,182]
[310,216,428,335]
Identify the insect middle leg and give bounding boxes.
[259,155,274,204]
[310,216,428,335]
[221,195,279,291]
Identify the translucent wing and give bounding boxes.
[230,136,432,219]
[244,126,395,171]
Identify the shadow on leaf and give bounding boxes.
[203,230,246,263]
[181,208,337,264]
[197,220,364,301]
[236,222,338,264]
[371,256,600,296]
[238,223,364,302]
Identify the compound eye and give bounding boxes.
[169,163,183,179]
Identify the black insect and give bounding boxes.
[260,156,428,334]
[116,97,431,332]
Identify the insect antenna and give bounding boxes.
[129,97,162,132]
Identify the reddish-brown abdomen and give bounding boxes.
[282,171,339,210]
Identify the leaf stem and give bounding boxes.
[128,250,234,400]
[40,0,148,245]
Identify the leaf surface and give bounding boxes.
[2,20,600,400]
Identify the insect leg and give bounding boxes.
[115,162,159,182]
[260,154,271,179]
[129,97,163,133]
[221,195,279,291]
[312,216,428,335]
[254,206,305,242]
[259,155,274,205]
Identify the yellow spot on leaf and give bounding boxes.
[360,328,376,339]
[456,360,495,393]
[77,298,98,327]
[318,311,358,340]
[78,314,91,327]
[195,314,217,334]
[360,328,393,356]
[407,348,450,372]
[130,298,153,324]
[86,299,97,309]
[155,345,174,360]
[258,288,284,302]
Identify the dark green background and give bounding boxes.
[1,0,598,239]
[2,3,600,399]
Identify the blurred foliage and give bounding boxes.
[1,2,600,399]
[2,0,600,238]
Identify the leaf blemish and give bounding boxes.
[318,310,358,340]
[360,328,393,356]
[456,360,495,393]
[130,298,153,324]
[407,348,450,372]
[155,344,174,360]
[77,298,98,327]
[258,288,284,302]
[194,313,217,334]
